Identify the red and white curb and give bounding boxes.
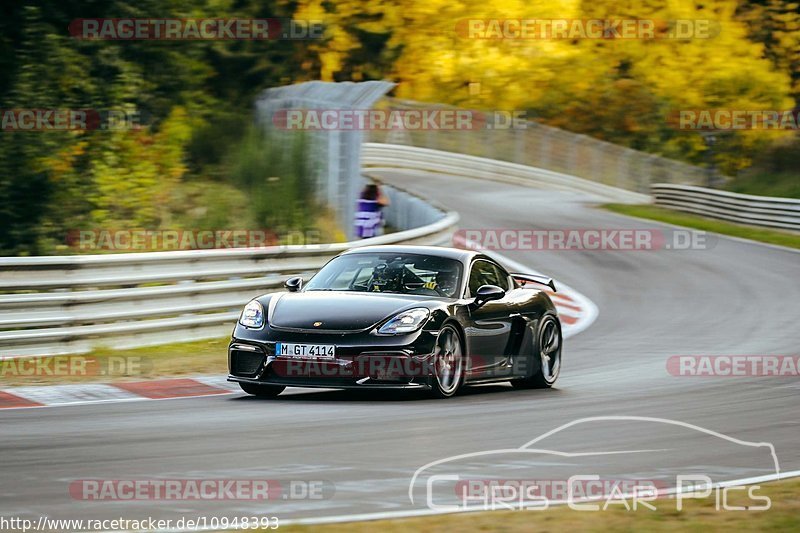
[454,237,599,339]
[0,376,240,410]
[525,278,596,339]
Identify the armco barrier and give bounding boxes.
[0,183,457,357]
[13,146,773,358]
[652,184,800,231]
[361,143,651,204]
[369,98,714,192]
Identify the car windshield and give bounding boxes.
[304,253,463,297]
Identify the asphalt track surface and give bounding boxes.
[1,170,798,525]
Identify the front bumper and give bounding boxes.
[227,326,438,390]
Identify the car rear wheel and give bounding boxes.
[430,324,464,398]
[511,315,561,389]
[239,382,285,398]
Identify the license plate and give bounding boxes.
[275,342,335,359]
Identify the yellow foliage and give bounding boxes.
[89,106,193,228]
[296,0,796,167]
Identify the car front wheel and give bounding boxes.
[430,324,465,398]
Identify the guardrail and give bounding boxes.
[0,184,458,357]
[652,184,800,231]
[13,144,780,359]
[369,98,716,192]
[362,143,650,204]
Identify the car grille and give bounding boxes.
[230,345,265,377]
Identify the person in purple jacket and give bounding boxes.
[354,183,390,238]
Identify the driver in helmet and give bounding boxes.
[434,266,460,297]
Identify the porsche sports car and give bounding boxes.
[228,245,562,398]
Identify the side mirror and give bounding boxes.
[285,276,303,292]
[474,284,505,305]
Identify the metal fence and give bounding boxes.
[367,98,714,194]
[256,86,721,217]
[652,184,800,231]
[5,82,785,358]
[362,143,650,204]
[255,81,395,239]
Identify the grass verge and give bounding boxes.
[725,171,800,200]
[603,204,800,250]
[280,477,800,532]
[0,337,229,387]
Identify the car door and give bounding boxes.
[464,259,516,379]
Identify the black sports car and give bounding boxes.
[228,245,562,398]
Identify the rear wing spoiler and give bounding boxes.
[511,273,557,293]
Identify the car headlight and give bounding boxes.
[240,300,265,328]
[378,308,430,334]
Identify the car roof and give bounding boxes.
[341,245,482,264]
